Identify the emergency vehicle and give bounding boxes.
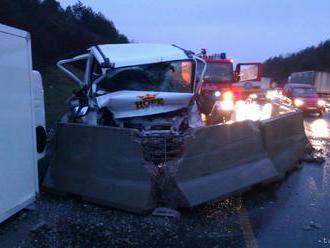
[198,48,262,115]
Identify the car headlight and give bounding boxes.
[223,91,233,101]
[318,99,326,107]
[214,91,221,97]
[294,98,304,107]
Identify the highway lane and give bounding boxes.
[241,112,330,247]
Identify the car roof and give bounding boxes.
[287,83,315,89]
[90,44,191,68]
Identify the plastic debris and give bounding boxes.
[152,207,181,218]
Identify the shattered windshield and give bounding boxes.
[204,62,233,82]
[98,61,194,93]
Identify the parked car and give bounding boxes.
[283,84,326,116]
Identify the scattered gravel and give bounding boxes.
[0,193,245,248]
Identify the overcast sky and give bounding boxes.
[59,0,330,62]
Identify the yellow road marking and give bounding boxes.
[236,196,258,248]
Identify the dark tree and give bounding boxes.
[263,40,330,83]
[0,0,129,69]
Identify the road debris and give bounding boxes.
[303,221,322,231]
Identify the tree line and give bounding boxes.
[263,40,330,83]
[0,0,128,69]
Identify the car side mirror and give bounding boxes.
[235,63,262,82]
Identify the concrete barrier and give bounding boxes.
[260,111,308,179]
[172,121,279,207]
[43,123,154,213]
[44,112,307,212]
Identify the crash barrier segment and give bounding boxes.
[260,111,308,179]
[172,121,279,207]
[43,122,155,213]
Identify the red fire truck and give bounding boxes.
[198,49,262,118]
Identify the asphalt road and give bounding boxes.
[242,113,330,248]
[0,111,329,248]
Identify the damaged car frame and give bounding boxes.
[58,44,207,136]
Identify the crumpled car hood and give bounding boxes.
[96,90,194,119]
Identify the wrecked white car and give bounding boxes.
[60,44,205,135]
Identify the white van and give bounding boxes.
[0,24,45,224]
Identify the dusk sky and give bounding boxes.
[59,0,330,62]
